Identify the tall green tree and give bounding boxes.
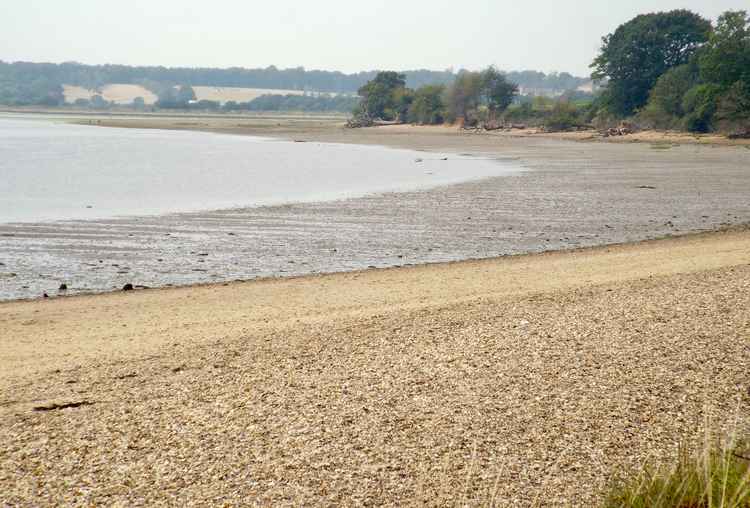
[641,63,700,127]
[356,71,407,120]
[444,69,518,124]
[479,67,519,120]
[408,85,446,124]
[444,71,483,123]
[699,11,750,88]
[591,10,712,116]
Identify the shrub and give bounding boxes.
[640,64,699,129]
[408,85,446,125]
[544,101,585,131]
[682,84,722,132]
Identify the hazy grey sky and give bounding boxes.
[2,0,747,76]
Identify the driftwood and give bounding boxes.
[461,122,527,133]
[727,128,750,140]
[346,116,373,128]
[602,122,637,137]
[346,117,403,129]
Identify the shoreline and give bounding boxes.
[2,226,749,505]
[2,224,746,306]
[3,107,750,147]
[2,113,750,301]
[69,112,750,147]
[3,224,749,381]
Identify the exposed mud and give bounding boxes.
[1,123,749,301]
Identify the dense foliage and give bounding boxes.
[352,68,519,126]
[594,9,750,134]
[231,94,359,113]
[408,85,446,125]
[443,68,519,125]
[356,71,408,121]
[591,10,712,117]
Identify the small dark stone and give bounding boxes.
[122,283,134,291]
[43,292,49,298]
[59,283,68,291]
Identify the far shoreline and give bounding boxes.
[3,224,745,307]
[4,108,750,148]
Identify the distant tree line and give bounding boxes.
[232,94,359,112]
[353,9,750,137]
[591,9,750,133]
[351,68,520,126]
[351,9,749,135]
[0,60,587,107]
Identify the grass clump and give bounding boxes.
[603,438,750,508]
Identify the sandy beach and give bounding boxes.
[2,117,750,505]
[2,228,750,505]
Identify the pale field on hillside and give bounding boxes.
[62,84,314,105]
[62,84,158,105]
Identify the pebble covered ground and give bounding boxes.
[1,234,749,506]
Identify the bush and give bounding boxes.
[640,64,699,129]
[716,80,750,130]
[544,101,586,131]
[407,85,445,125]
[682,84,721,132]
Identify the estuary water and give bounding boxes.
[0,116,512,224]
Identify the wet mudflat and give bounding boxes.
[2,133,749,300]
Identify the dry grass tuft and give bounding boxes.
[603,430,750,508]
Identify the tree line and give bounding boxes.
[0,60,586,108]
[592,9,749,133]
[351,68,520,127]
[351,9,749,135]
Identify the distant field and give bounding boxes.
[63,84,313,105]
[63,84,158,105]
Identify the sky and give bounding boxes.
[2,0,748,77]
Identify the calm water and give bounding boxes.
[0,116,513,224]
